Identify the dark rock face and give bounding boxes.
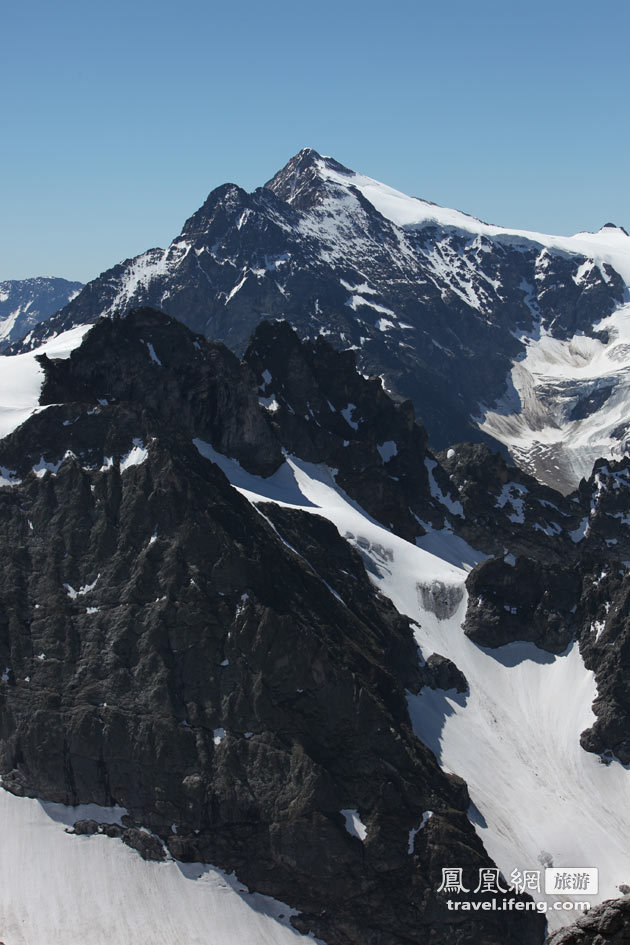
[243,319,442,541]
[546,896,630,943]
[0,276,83,345]
[0,308,545,945]
[460,546,630,768]
[464,556,582,653]
[36,307,283,477]
[421,654,468,694]
[70,819,163,858]
[577,569,630,765]
[15,150,624,466]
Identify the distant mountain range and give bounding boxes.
[16,148,629,491]
[0,276,83,344]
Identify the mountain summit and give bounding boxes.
[14,149,629,490]
[264,147,357,210]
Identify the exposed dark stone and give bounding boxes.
[569,386,614,422]
[71,818,100,835]
[577,568,630,764]
[546,897,630,944]
[421,654,468,694]
[36,307,283,477]
[122,828,166,862]
[463,556,581,653]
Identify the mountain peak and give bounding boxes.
[600,222,629,236]
[264,148,355,209]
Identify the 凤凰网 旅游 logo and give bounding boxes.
[436,866,597,914]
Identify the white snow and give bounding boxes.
[107,247,179,314]
[64,577,99,600]
[316,159,630,284]
[345,295,395,317]
[145,341,162,366]
[308,157,630,489]
[408,811,433,854]
[377,441,397,463]
[495,482,528,524]
[0,789,320,945]
[340,809,367,842]
[33,455,64,477]
[569,518,589,543]
[0,465,20,487]
[213,728,226,746]
[341,403,358,430]
[480,302,630,491]
[192,442,630,929]
[259,395,280,412]
[120,439,148,472]
[425,458,464,517]
[0,324,92,439]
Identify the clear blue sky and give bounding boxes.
[1,0,628,283]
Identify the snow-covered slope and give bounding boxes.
[0,324,91,438]
[0,789,320,945]
[316,157,630,284]
[197,445,630,930]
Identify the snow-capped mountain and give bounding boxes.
[0,276,83,344]
[19,148,629,491]
[1,307,630,943]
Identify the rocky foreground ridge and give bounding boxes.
[1,308,630,942]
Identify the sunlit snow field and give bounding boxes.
[0,790,320,945]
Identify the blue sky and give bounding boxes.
[1,0,628,282]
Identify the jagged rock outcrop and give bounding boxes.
[463,556,582,653]
[420,654,468,694]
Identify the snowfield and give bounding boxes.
[0,325,92,438]
[196,446,630,930]
[0,790,320,945]
[317,156,630,285]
